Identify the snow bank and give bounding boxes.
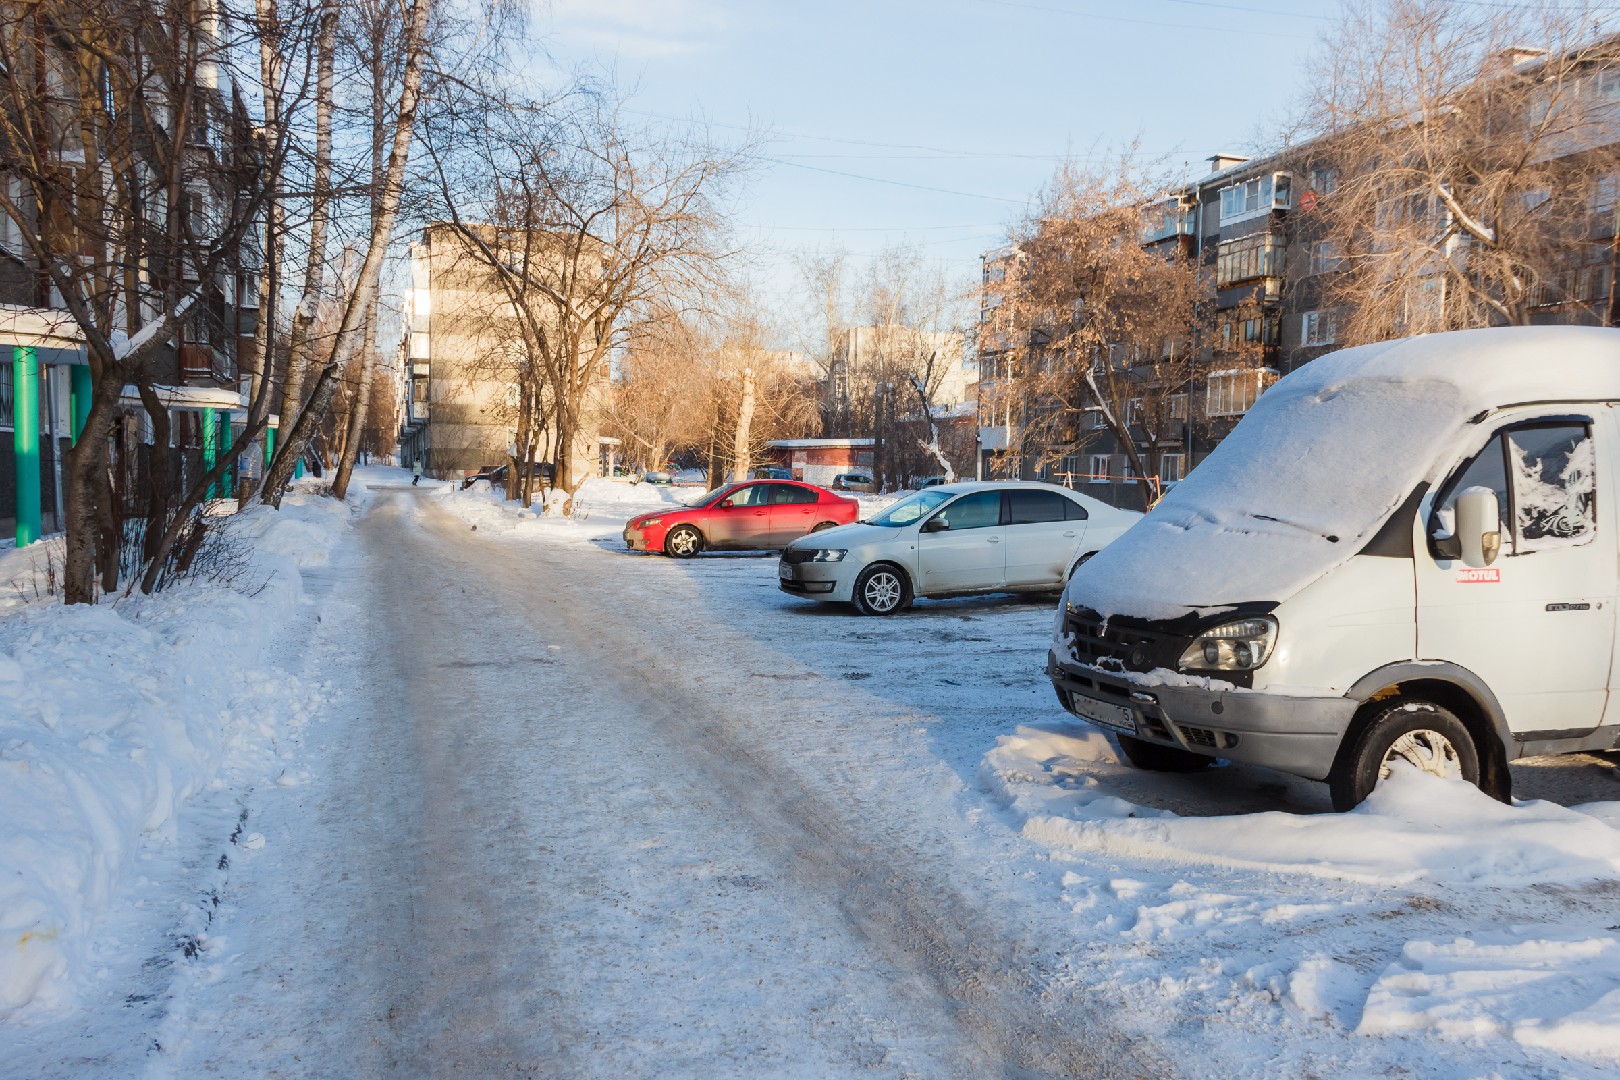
[984,725,1620,885]
[1068,326,1620,620]
[0,493,351,1019]
[984,723,1620,1066]
[1360,934,1620,1061]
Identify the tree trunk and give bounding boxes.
[730,366,755,483]
[266,0,337,487]
[266,0,430,508]
[331,327,375,499]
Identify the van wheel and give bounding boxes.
[852,563,911,616]
[1328,700,1479,812]
[1116,733,1213,772]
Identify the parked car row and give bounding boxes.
[623,477,1140,616]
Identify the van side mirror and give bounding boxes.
[921,518,948,533]
[1455,487,1502,567]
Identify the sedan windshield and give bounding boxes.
[684,485,737,509]
[867,489,954,526]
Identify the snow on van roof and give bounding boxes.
[1068,326,1620,622]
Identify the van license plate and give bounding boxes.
[1070,693,1136,733]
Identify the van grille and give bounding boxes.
[1178,725,1218,748]
[1064,612,1180,672]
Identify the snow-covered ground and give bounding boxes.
[0,479,360,1025]
[4,468,1620,1077]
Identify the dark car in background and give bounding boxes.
[461,461,555,490]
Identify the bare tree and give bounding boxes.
[985,155,1211,508]
[1301,0,1620,340]
[260,0,432,505]
[0,0,305,601]
[423,85,750,511]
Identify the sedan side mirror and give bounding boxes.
[921,518,948,533]
[1455,486,1502,567]
[720,498,735,509]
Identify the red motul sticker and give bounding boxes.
[1456,568,1501,583]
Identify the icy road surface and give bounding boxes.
[152,490,1153,1078]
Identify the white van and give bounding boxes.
[1048,326,1617,810]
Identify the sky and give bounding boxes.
[537,0,1347,314]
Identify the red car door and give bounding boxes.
[767,483,822,545]
[705,483,773,547]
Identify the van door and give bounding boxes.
[917,489,1006,594]
[1416,410,1616,735]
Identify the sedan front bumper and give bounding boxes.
[776,557,848,598]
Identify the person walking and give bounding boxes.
[412,456,423,486]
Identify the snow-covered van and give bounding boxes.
[1048,326,1620,810]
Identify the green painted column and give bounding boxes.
[13,346,40,546]
[294,455,303,480]
[264,425,275,463]
[69,364,91,443]
[201,408,217,499]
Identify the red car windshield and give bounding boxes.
[684,485,739,509]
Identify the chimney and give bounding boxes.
[1207,152,1250,176]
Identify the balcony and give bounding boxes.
[179,343,232,383]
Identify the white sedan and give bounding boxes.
[778,481,1141,615]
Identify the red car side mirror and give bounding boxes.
[720,498,734,508]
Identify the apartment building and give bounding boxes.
[982,42,1620,510]
[0,33,260,543]
[400,223,606,486]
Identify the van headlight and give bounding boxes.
[808,549,847,562]
[1178,617,1277,672]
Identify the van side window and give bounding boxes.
[1509,424,1595,551]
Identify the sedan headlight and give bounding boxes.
[808,549,847,562]
[639,517,663,527]
[1178,616,1277,672]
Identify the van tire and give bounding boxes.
[1328,700,1480,812]
[1116,733,1214,773]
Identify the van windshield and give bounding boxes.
[867,489,953,526]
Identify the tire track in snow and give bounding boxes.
[404,493,1162,1079]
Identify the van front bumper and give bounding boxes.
[1046,650,1358,781]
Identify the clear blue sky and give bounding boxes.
[540,0,1346,306]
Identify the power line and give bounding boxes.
[968,0,1315,40]
[742,221,1005,232]
[769,159,1028,204]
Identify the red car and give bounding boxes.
[623,480,859,557]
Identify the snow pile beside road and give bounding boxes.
[983,724,1620,1065]
[0,493,350,1019]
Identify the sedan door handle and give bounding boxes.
[754,510,767,516]
[1063,531,1077,537]
[986,536,1000,543]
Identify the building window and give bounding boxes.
[1126,398,1143,427]
[1206,368,1278,417]
[1219,312,1279,349]
[1598,67,1620,102]
[1302,310,1339,347]
[1059,453,1079,485]
[1086,406,1107,430]
[1159,453,1184,484]
[1218,173,1291,224]
[0,361,11,428]
[1310,166,1339,195]
[1307,239,1343,275]
[1216,233,1287,287]
[1088,453,1111,483]
[1168,393,1188,420]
